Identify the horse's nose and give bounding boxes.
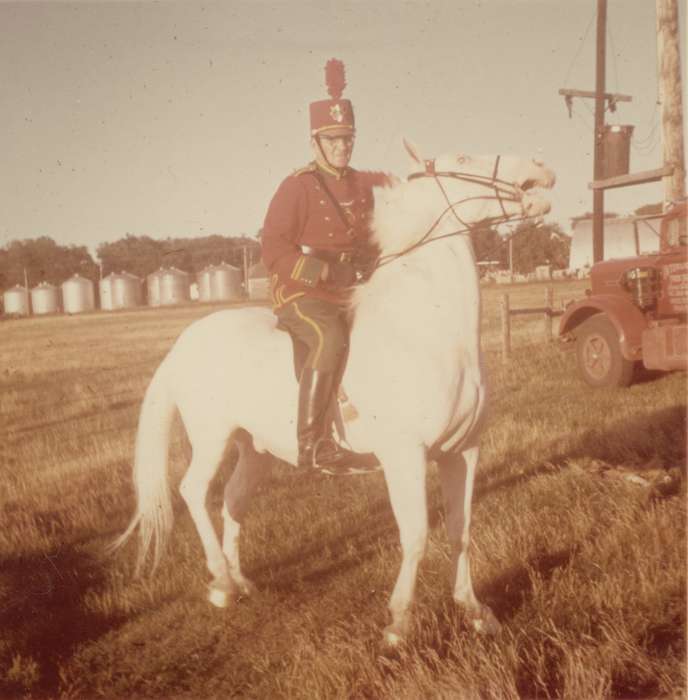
[522,193,551,218]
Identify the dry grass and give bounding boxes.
[0,284,685,699]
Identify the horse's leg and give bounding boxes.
[216,430,273,603]
[436,445,500,634]
[379,442,428,647]
[178,437,231,601]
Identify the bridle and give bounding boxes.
[409,155,523,223]
[375,155,530,270]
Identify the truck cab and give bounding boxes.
[559,201,687,387]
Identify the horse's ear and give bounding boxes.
[403,138,423,165]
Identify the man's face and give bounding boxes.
[312,131,355,170]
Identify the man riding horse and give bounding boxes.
[261,59,390,472]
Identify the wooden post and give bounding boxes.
[592,0,607,264]
[501,292,511,362]
[544,287,554,341]
[656,0,686,245]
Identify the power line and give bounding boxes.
[572,105,595,132]
[608,23,621,105]
[562,9,597,89]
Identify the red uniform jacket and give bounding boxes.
[261,162,390,307]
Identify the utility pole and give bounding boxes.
[560,0,680,261]
[560,1,633,264]
[656,0,686,244]
[592,0,608,263]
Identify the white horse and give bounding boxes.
[113,141,555,646]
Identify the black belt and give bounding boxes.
[301,246,355,264]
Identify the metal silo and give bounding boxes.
[159,267,190,305]
[248,261,270,300]
[112,272,142,309]
[99,274,114,311]
[61,274,95,314]
[147,269,163,307]
[211,262,242,301]
[3,285,30,315]
[197,265,214,302]
[31,282,60,315]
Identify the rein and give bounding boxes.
[375,156,526,270]
[408,155,521,222]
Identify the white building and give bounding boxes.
[568,215,664,272]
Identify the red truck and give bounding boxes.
[559,201,687,387]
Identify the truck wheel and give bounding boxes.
[575,314,635,388]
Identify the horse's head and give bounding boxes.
[372,141,556,259]
[404,140,555,222]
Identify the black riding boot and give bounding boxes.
[297,368,379,472]
[297,368,335,468]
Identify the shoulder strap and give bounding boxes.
[293,163,317,177]
[309,170,353,234]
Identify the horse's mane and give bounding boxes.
[370,179,439,257]
[350,176,476,319]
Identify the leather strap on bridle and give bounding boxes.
[375,155,526,269]
[408,155,519,221]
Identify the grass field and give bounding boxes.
[1,280,685,699]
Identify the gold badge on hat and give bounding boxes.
[330,103,344,122]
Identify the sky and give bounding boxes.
[1,0,685,259]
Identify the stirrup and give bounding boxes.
[314,438,380,474]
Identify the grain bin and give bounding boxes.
[248,260,270,300]
[99,275,114,310]
[197,265,214,302]
[3,285,30,315]
[159,267,190,305]
[112,272,142,309]
[31,282,60,315]
[146,269,163,306]
[211,262,242,301]
[61,274,95,314]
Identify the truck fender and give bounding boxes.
[559,295,648,361]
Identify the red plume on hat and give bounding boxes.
[309,58,355,136]
[325,59,346,100]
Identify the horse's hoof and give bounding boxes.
[236,578,257,597]
[382,623,406,650]
[469,605,501,635]
[207,585,230,608]
[207,576,237,608]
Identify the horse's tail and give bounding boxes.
[109,359,176,574]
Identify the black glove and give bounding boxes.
[351,253,377,283]
[327,260,358,288]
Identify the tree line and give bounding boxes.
[0,227,566,292]
[470,221,571,273]
[0,202,664,291]
[468,202,664,274]
[0,234,262,291]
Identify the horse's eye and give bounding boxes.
[456,155,467,165]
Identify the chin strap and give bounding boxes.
[314,135,346,178]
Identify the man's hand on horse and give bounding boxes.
[324,260,358,287]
